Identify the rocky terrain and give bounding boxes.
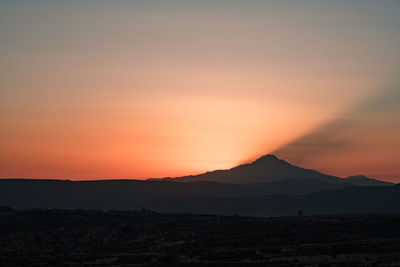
[1,206,400,266]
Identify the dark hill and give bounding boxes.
[344,175,393,186]
[0,178,351,210]
[0,179,399,216]
[147,185,400,216]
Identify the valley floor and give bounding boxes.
[1,207,400,266]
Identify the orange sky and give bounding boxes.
[0,1,399,182]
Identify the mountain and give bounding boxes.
[153,154,393,186]
[0,155,394,215]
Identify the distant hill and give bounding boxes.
[0,178,352,210]
[147,185,400,216]
[344,175,392,186]
[152,154,393,186]
[0,178,399,216]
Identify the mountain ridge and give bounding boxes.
[150,154,393,186]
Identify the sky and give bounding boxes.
[0,0,399,182]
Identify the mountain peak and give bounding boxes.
[258,154,279,160]
[250,154,289,166]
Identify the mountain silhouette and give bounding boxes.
[153,154,393,186]
[0,155,395,215]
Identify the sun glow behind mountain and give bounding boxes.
[0,1,399,181]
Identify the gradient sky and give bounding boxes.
[1,0,399,182]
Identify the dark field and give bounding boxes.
[1,207,400,266]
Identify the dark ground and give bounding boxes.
[1,206,400,266]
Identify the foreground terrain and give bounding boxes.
[1,207,400,266]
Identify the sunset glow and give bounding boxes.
[1,1,399,182]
